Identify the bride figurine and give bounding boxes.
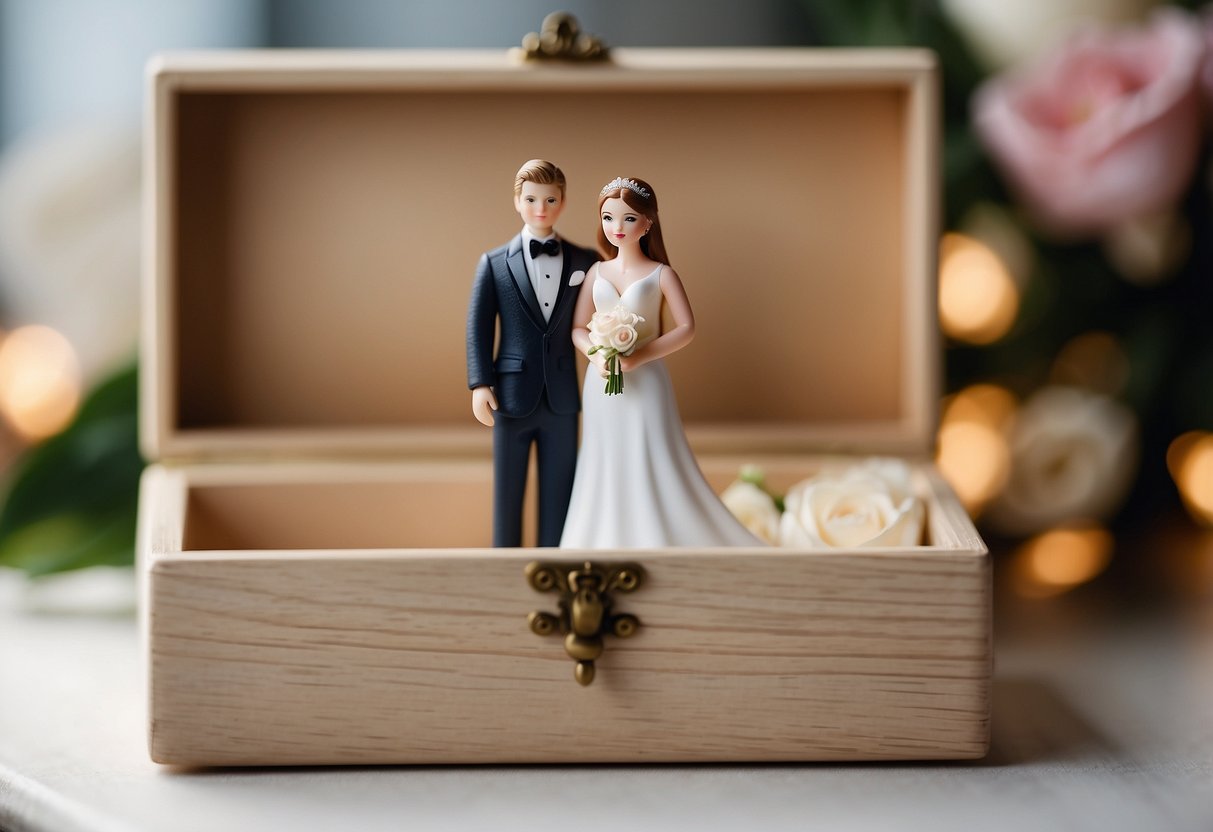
[559,177,763,548]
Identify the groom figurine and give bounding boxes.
[467,160,596,547]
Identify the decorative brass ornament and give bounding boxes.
[513,12,609,63]
[526,560,643,686]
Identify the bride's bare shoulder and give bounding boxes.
[658,264,684,287]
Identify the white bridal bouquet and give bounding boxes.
[721,459,925,548]
[587,304,644,395]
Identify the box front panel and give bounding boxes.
[149,548,988,765]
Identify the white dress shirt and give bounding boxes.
[521,228,562,324]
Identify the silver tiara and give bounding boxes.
[600,177,651,199]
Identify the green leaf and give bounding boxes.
[0,362,142,575]
[0,511,135,577]
[74,362,138,423]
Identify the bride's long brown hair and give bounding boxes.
[596,177,670,266]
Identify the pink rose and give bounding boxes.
[973,10,1206,237]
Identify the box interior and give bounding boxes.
[183,478,495,550]
[178,459,949,551]
[165,73,927,455]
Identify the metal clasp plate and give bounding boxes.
[525,560,643,686]
[512,12,610,63]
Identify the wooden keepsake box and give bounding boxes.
[139,47,990,766]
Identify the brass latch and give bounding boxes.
[513,12,609,63]
[526,560,643,686]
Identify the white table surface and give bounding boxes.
[1,566,1211,832]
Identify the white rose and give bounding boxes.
[844,458,916,503]
[587,310,616,348]
[720,480,781,545]
[779,462,925,549]
[986,386,1138,536]
[608,324,639,354]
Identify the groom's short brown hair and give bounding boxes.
[514,159,566,198]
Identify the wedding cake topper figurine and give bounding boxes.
[559,176,763,548]
[466,160,597,547]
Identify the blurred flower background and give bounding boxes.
[0,0,1209,601]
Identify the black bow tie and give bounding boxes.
[529,238,560,258]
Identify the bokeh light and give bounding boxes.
[1168,431,1213,524]
[0,326,82,441]
[942,383,1017,427]
[958,202,1034,290]
[938,232,1020,345]
[936,384,1016,514]
[1012,523,1114,599]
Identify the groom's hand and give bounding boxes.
[472,386,498,427]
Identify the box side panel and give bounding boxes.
[137,464,188,762]
[141,66,176,462]
[149,548,989,765]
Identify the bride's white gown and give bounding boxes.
[560,266,762,548]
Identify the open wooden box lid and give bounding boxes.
[142,48,939,463]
